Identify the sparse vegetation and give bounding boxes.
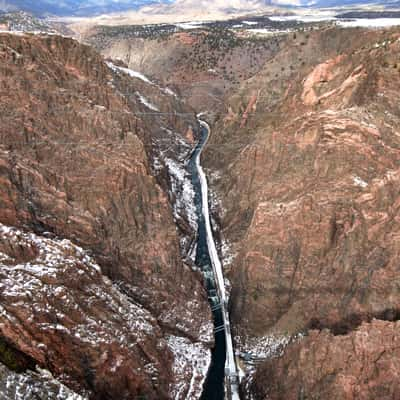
[0,336,36,372]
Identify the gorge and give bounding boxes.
[2,8,400,400]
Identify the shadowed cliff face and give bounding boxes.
[0,33,212,399]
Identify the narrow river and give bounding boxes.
[188,120,240,400]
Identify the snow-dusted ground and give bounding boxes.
[269,14,400,29]
[151,124,199,262]
[236,334,293,360]
[220,238,236,270]
[0,364,87,400]
[135,91,160,111]
[207,173,238,273]
[175,22,205,30]
[0,223,212,400]
[164,156,198,231]
[208,188,236,275]
[236,332,304,398]
[269,14,335,23]
[246,28,291,35]
[353,175,368,188]
[337,18,400,28]
[167,335,211,400]
[106,61,153,84]
[0,224,156,347]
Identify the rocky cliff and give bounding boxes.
[249,319,400,400]
[0,32,212,399]
[200,26,400,398]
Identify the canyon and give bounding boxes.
[88,22,400,399]
[1,10,400,400]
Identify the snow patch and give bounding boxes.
[106,62,152,84]
[107,62,178,97]
[237,334,292,360]
[247,28,291,35]
[269,14,335,23]
[175,22,204,30]
[236,332,304,365]
[135,91,160,111]
[166,335,211,400]
[164,157,197,231]
[220,238,236,269]
[337,18,400,28]
[163,87,178,98]
[353,175,368,188]
[0,363,87,400]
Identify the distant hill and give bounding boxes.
[275,0,400,6]
[0,0,172,16]
[0,10,73,33]
[337,10,400,18]
[309,0,400,6]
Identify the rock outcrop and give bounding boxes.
[205,25,400,335]
[200,26,400,397]
[249,320,400,400]
[0,224,172,399]
[0,32,212,399]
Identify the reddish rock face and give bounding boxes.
[204,27,400,339]
[0,33,212,399]
[250,320,400,400]
[0,34,177,291]
[0,224,171,399]
[195,26,400,396]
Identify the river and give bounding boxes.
[188,119,240,400]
